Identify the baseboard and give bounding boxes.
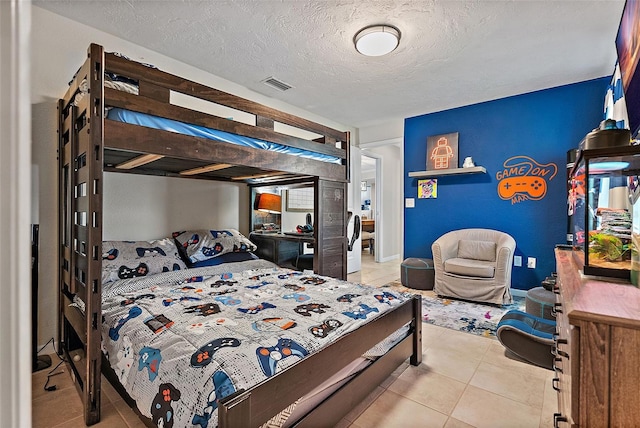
[378,254,400,263]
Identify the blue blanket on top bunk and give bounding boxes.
[106,108,342,165]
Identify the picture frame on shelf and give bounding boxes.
[427,132,459,170]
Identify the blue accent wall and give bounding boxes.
[404,78,609,290]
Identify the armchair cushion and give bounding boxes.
[444,257,495,278]
[457,239,496,262]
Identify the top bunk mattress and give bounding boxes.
[106,108,343,165]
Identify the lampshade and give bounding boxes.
[256,193,281,214]
[354,25,400,57]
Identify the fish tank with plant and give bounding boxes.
[568,125,638,280]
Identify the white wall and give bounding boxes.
[282,210,313,234]
[359,119,404,145]
[347,147,362,273]
[31,100,58,345]
[358,118,405,263]
[361,143,403,262]
[1,0,32,425]
[103,174,248,240]
[30,6,352,349]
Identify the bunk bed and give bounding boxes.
[58,43,422,427]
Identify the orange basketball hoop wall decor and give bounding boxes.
[427,132,459,170]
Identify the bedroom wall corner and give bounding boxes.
[31,101,59,351]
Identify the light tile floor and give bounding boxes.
[32,253,556,427]
[344,254,556,428]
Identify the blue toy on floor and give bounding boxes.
[496,310,556,370]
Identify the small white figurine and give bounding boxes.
[463,156,475,168]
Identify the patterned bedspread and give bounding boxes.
[101,259,410,428]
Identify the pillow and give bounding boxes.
[173,229,257,263]
[102,238,188,284]
[457,240,497,262]
[191,251,258,268]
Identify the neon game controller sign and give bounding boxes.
[496,156,558,204]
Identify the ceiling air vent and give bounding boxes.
[261,76,293,92]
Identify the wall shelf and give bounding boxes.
[408,166,486,178]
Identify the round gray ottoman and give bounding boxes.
[401,258,434,290]
[525,286,556,320]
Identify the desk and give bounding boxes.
[361,219,375,253]
[249,232,314,270]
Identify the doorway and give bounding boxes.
[358,137,404,265]
[360,153,380,262]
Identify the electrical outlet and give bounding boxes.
[527,257,536,269]
[513,255,522,267]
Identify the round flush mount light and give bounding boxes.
[354,25,401,57]
[589,161,630,173]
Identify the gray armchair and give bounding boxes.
[431,228,515,305]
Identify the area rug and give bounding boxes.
[383,281,525,338]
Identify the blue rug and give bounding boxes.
[420,294,525,338]
[383,281,525,338]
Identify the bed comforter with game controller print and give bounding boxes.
[100,259,411,428]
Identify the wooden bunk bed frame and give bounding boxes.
[58,43,422,426]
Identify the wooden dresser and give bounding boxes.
[554,249,640,427]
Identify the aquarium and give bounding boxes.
[568,129,638,279]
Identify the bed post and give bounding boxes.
[58,43,104,425]
[314,179,348,280]
[411,295,423,365]
[57,99,66,357]
[84,42,105,426]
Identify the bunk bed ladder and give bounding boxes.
[59,43,105,426]
[315,179,348,280]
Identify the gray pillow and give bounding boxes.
[457,239,496,262]
[102,238,187,284]
[173,229,257,263]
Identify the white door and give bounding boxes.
[347,147,362,273]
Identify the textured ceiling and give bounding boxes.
[35,0,626,129]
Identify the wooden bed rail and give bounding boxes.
[104,87,346,161]
[103,120,347,183]
[102,46,350,181]
[104,50,349,145]
[218,295,422,427]
[96,42,349,184]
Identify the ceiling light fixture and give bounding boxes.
[354,25,401,57]
[589,161,630,173]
